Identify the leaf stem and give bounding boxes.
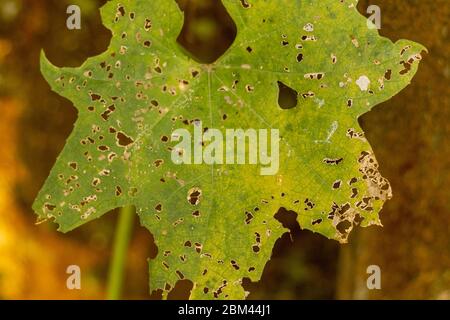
[106,205,135,300]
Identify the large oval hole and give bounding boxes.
[277,81,298,109]
[176,0,237,64]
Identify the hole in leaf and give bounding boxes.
[149,289,163,299]
[187,187,202,205]
[242,227,339,299]
[336,220,352,234]
[277,81,298,109]
[176,0,237,63]
[116,131,134,147]
[167,279,194,300]
[274,207,301,233]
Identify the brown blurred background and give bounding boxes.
[0,0,448,299]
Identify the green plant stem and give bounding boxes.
[106,205,135,300]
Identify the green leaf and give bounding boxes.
[33,0,425,299]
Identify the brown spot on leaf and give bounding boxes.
[116,131,134,147]
[187,187,202,206]
[90,93,101,101]
[69,162,77,170]
[384,69,392,80]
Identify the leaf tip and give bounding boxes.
[39,50,62,85]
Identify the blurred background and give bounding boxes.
[0,0,448,299]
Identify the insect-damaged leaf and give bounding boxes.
[34,0,425,299]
